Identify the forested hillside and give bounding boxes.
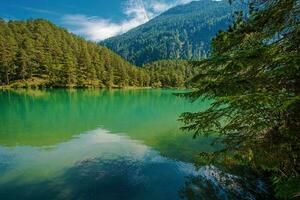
[144,60,199,88]
[102,0,240,66]
[0,19,150,88]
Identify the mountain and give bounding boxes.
[0,19,149,88]
[102,0,238,66]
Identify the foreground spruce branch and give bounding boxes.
[180,0,300,199]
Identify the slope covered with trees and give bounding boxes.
[102,0,242,66]
[0,19,150,88]
[180,0,300,199]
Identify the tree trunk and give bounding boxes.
[5,71,9,85]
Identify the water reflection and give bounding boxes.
[0,129,268,200]
[0,89,271,199]
[0,89,215,163]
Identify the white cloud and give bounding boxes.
[62,0,198,41]
[150,1,172,13]
[175,0,195,5]
[62,0,150,41]
[62,15,124,41]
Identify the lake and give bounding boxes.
[0,89,269,200]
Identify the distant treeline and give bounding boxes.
[144,60,199,88]
[0,19,197,89]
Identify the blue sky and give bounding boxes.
[0,0,201,41]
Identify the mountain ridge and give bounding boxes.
[102,0,238,66]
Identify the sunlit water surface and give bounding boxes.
[0,89,270,200]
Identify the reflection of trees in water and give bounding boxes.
[0,89,210,163]
[179,166,273,200]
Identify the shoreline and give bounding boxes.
[0,86,190,90]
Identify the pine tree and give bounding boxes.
[77,43,92,86]
[91,46,105,87]
[0,35,16,85]
[16,37,35,80]
[86,44,97,86]
[106,66,114,88]
[119,64,129,88]
[61,47,76,87]
[180,0,300,198]
[16,48,29,80]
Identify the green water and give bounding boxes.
[0,89,268,200]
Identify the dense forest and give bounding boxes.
[0,19,150,88]
[102,0,243,66]
[144,60,198,88]
[180,0,300,199]
[0,19,198,89]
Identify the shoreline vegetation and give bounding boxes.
[0,78,150,89]
[0,78,187,90]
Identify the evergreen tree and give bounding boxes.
[15,36,36,80]
[16,48,29,80]
[106,66,114,88]
[119,64,129,87]
[180,0,300,199]
[0,35,16,85]
[61,47,76,87]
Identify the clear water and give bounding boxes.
[0,89,268,200]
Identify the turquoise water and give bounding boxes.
[0,89,268,200]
